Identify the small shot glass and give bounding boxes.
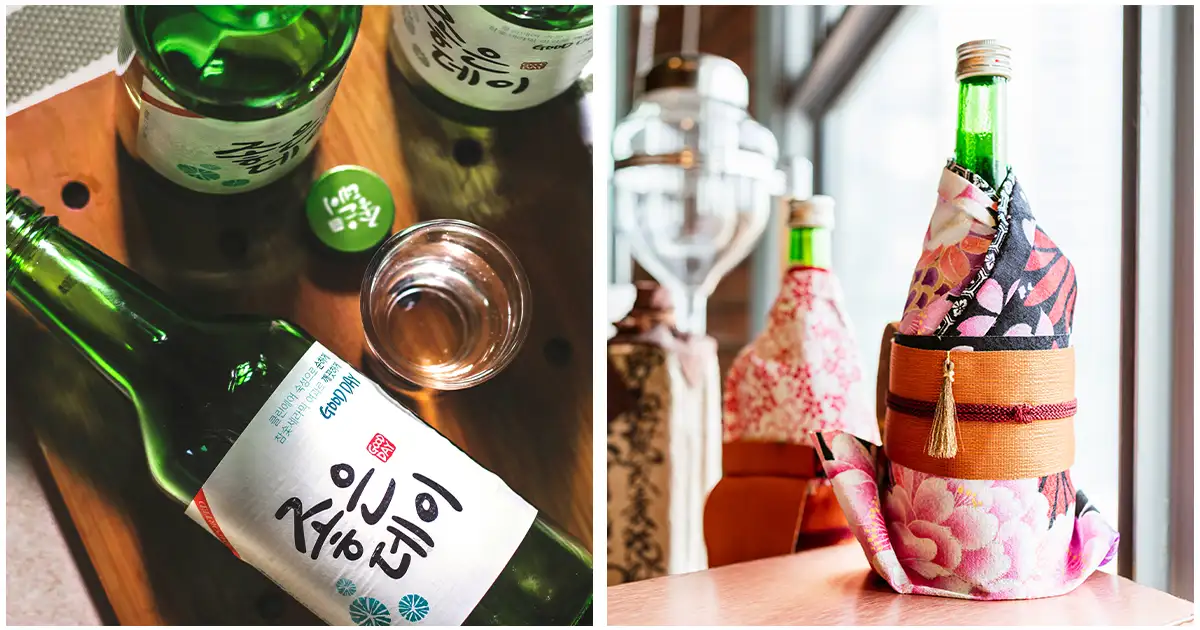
[360,219,531,391]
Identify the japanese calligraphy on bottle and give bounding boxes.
[394,5,593,111]
[185,343,537,625]
[135,74,342,195]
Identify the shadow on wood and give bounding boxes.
[384,58,594,546]
[114,141,319,314]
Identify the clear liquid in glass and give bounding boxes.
[361,220,529,391]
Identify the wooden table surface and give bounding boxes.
[6,6,592,625]
[607,543,1196,626]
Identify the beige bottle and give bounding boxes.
[606,281,721,585]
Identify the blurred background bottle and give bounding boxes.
[607,281,721,584]
[611,53,780,337]
[705,185,864,568]
[116,5,362,194]
[388,5,593,114]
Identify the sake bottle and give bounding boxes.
[116,6,362,194]
[954,40,1011,189]
[6,187,592,626]
[707,191,862,568]
[607,281,721,583]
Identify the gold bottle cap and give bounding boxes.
[788,195,835,229]
[955,40,1012,82]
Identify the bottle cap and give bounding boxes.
[306,165,395,253]
[788,195,835,229]
[956,40,1012,82]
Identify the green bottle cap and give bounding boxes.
[306,165,395,253]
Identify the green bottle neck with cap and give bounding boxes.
[954,74,1008,190]
[788,226,831,270]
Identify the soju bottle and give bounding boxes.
[116,6,362,195]
[6,188,592,626]
[389,5,593,113]
[954,40,1011,189]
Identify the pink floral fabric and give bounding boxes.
[814,432,1118,599]
[815,163,1118,600]
[723,268,879,444]
[901,168,998,336]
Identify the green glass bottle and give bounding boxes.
[116,5,362,195]
[953,40,1011,190]
[6,187,591,626]
[389,5,593,113]
[787,197,834,270]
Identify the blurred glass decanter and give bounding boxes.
[612,53,781,334]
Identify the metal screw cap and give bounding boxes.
[956,39,1012,81]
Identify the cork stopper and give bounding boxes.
[788,195,836,229]
[955,40,1012,82]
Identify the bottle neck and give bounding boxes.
[954,75,1008,190]
[788,226,832,270]
[6,190,182,395]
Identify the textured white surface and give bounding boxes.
[4,4,119,112]
[6,421,102,625]
[5,51,116,116]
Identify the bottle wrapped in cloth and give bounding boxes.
[706,253,879,566]
[812,161,1119,600]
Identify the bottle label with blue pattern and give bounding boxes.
[185,342,537,625]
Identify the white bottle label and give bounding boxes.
[136,74,341,195]
[393,5,592,111]
[185,342,537,625]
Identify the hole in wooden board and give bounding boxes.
[544,337,572,366]
[218,228,249,264]
[61,181,90,209]
[452,138,484,167]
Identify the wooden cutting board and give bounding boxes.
[5,6,593,625]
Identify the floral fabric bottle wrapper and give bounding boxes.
[813,162,1119,600]
[707,268,875,567]
[607,284,722,584]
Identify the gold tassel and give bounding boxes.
[926,352,958,459]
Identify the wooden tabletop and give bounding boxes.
[607,543,1196,626]
[6,6,591,625]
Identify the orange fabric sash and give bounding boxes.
[722,442,821,478]
[884,343,1076,480]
